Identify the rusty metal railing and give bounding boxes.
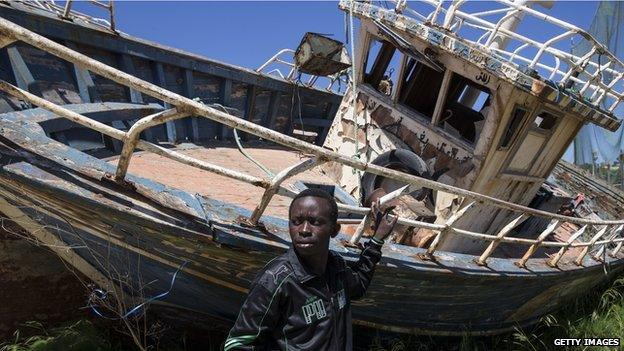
[19,0,117,33]
[347,0,623,114]
[256,48,350,94]
[1,16,624,269]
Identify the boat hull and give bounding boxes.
[1,117,622,335]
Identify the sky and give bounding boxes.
[57,1,623,163]
[64,1,601,71]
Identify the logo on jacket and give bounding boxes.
[302,296,327,324]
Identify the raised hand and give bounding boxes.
[371,199,398,242]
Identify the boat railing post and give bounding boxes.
[595,72,624,106]
[348,184,416,245]
[114,108,190,183]
[429,1,445,24]
[621,153,624,190]
[574,225,613,266]
[349,214,372,246]
[248,157,325,225]
[483,8,521,48]
[548,225,588,267]
[61,0,74,19]
[528,30,574,70]
[476,214,528,266]
[561,46,597,85]
[610,229,624,258]
[516,220,561,268]
[593,224,623,261]
[442,0,466,29]
[108,1,116,33]
[256,49,296,75]
[426,201,475,255]
[610,98,622,113]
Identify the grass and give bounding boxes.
[0,320,122,351]
[3,276,624,350]
[506,276,624,351]
[0,318,227,351]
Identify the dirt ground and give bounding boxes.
[0,221,87,339]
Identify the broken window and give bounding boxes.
[499,106,527,149]
[437,73,491,144]
[363,38,401,97]
[533,112,558,131]
[505,110,560,174]
[398,57,444,121]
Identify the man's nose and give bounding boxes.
[300,221,312,235]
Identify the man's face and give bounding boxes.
[289,196,339,257]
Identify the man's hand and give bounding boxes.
[371,199,398,242]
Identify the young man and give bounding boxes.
[224,188,397,351]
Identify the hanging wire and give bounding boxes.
[213,103,274,177]
[295,73,306,133]
[89,260,188,320]
[287,71,309,159]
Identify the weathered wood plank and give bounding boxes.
[153,62,177,143]
[219,78,233,140]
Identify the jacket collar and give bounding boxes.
[286,248,344,284]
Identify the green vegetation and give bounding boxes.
[0,320,121,351]
[0,319,225,351]
[507,276,624,351]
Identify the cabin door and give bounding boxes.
[480,104,563,236]
[502,109,560,176]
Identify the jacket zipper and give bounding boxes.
[325,278,338,351]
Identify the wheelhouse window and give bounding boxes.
[363,39,402,97]
[533,112,558,131]
[437,73,491,144]
[505,110,560,175]
[499,107,528,149]
[398,57,444,121]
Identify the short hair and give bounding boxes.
[290,188,338,224]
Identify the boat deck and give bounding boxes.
[107,141,590,260]
[108,141,335,220]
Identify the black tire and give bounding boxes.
[361,149,431,204]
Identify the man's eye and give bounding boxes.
[312,220,322,225]
[291,219,301,225]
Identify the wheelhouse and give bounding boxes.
[321,0,622,253]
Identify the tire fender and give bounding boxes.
[360,149,431,204]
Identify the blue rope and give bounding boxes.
[89,260,188,320]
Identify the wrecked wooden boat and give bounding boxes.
[1,0,624,336]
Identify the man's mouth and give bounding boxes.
[295,238,316,249]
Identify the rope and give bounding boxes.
[89,260,188,320]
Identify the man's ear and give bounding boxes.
[331,224,341,238]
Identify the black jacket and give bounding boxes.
[224,239,383,350]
